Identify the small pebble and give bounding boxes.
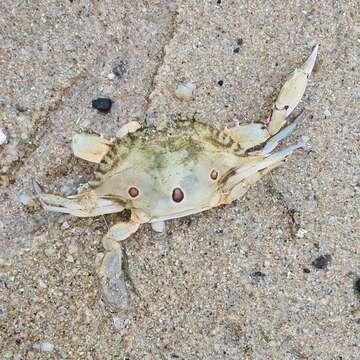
[312,254,331,269]
[174,82,195,100]
[112,315,128,330]
[61,221,70,230]
[15,104,25,113]
[108,61,127,80]
[351,308,360,320]
[217,80,224,86]
[38,278,47,288]
[355,278,360,294]
[7,144,19,161]
[303,268,311,273]
[233,47,240,54]
[324,109,331,118]
[19,194,34,206]
[237,38,244,46]
[296,228,307,238]
[67,240,78,254]
[0,175,11,187]
[251,271,266,278]
[92,97,112,113]
[152,221,165,233]
[0,305,5,320]
[44,247,56,257]
[37,342,54,352]
[0,128,7,145]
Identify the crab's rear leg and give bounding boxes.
[224,45,318,150]
[72,121,141,163]
[223,136,310,203]
[97,219,140,310]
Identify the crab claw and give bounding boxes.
[224,44,318,151]
[267,44,318,135]
[34,180,124,217]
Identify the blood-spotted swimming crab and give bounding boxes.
[35,45,318,309]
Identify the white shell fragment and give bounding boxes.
[34,342,54,352]
[175,82,195,100]
[19,194,34,206]
[0,128,7,145]
[116,121,141,138]
[72,134,113,163]
[151,220,166,233]
[324,109,331,118]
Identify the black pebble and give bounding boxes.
[252,271,266,278]
[217,0,221,4]
[303,268,311,273]
[237,38,244,46]
[112,61,127,77]
[15,104,25,112]
[233,47,240,54]
[92,97,112,113]
[217,80,224,86]
[312,254,331,269]
[355,278,360,294]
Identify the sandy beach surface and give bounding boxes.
[1,1,359,358]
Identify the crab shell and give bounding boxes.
[93,119,265,220]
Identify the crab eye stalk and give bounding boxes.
[172,187,184,203]
[128,186,140,198]
[210,169,219,181]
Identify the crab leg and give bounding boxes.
[224,45,318,150]
[34,180,124,217]
[72,121,141,163]
[223,136,309,203]
[249,111,304,156]
[97,219,140,309]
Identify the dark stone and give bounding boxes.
[355,278,360,294]
[252,271,265,278]
[237,38,244,46]
[217,80,224,86]
[15,104,25,112]
[217,0,221,4]
[312,254,331,269]
[112,61,127,77]
[233,47,240,54]
[303,268,311,273]
[92,97,112,113]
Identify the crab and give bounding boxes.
[35,45,318,309]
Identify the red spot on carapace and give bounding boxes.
[172,187,184,203]
[210,169,219,180]
[128,186,139,198]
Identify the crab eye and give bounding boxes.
[210,169,219,181]
[172,187,184,203]
[128,186,140,198]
